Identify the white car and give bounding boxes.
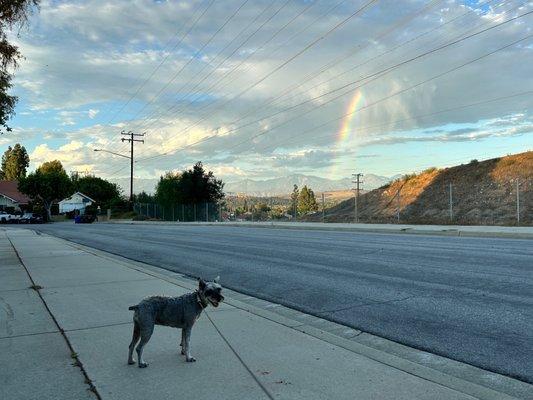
[0,211,11,223]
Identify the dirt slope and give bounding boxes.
[309,151,532,226]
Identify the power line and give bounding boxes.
[226,8,533,150]
[136,0,379,145]
[134,0,502,153]
[226,33,532,155]
[136,9,532,164]
[125,0,252,126]
[132,0,338,134]
[255,91,533,152]
[133,0,317,134]
[130,0,294,133]
[106,0,217,125]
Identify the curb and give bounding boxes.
[105,220,533,240]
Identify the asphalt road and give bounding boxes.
[19,223,533,383]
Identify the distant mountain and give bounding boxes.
[112,174,398,197]
[225,174,396,196]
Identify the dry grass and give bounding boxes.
[308,151,532,226]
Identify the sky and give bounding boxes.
[1,0,532,191]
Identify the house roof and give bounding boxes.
[59,192,96,204]
[0,181,30,204]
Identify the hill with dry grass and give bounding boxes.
[308,151,532,226]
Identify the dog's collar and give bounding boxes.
[196,291,209,309]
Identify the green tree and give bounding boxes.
[1,143,29,179]
[155,171,181,207]
[289,184,299,217]
[134,191,154,203]
[73,175,122,209]
[298,185,318,215]
[0,1,39,134]
[155,162,224,205]
[18,160,72,221]
[37,159,65,174]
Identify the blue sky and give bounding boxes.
[1,0,532,190]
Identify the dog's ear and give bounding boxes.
[213,276,220,283]
[198,278,206,290]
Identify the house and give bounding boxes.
[59,192,95,214]
[0,181,30,211]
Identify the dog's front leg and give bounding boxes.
[183,326,196,362]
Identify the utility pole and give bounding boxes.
[352,173,363,223]
[120,130,145,203]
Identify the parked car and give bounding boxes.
[19,213,44,224]
[0,211,10,223]
[74,214,95,223]
[8,211,23,223]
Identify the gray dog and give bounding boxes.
[127,277,224,368]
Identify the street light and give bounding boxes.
[93,149,130,159]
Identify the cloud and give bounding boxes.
[6,0,532,181]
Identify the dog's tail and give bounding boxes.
[128,305,139,311]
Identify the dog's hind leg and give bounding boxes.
[180,328,186,355]
[136,324,154,368]
[127,321,140,365]
[183,326,196,362]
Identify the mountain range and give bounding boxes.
[112,174,398,197]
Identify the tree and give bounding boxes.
[37,159,64,174]
[155,171,181,207]
[134,191,154,203]
[18,160,72,221]
[72,175,122,209]
[155,162,224,205]
[298,185,318,214]
[289,184,299,217]
[0,1,39,134]
[1,143,29,179]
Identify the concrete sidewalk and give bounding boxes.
[110,220,533,239]
[1,228,532,400]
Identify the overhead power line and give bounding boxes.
[126,0,252,125]
[136,0,379,144]
[130,0,295,133]
[135,0,442,135]
[135,9,532,164]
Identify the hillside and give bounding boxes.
[307,151,532,226]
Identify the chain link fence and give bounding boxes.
[128,179,530,226]
[133,203,223,222]
[320,178,532,226]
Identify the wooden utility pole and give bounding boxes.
[120,130,145,203]
[352,173,363,223]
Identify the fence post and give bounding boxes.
[205,202,208,222]
[194,204,197,222]
[516,180,520,226]
[219,203,222,222]
[449,182,453,222]
[172,205,175,222]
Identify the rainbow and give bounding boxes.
[336,90,364,143]
[328,90,365,179]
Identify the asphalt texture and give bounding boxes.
[16,223,533,383]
